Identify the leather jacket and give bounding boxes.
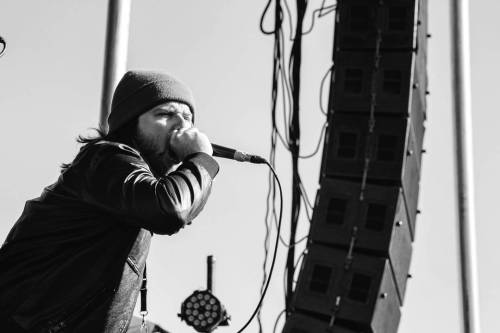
[0,140,219,332]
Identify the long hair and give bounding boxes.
[61,119,138,171]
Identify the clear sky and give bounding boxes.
[0,1,498,332]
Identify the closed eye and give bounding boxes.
[157,111,192,122]
[157,111,176,117]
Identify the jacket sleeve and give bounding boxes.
[78,141,219,235]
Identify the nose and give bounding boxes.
[172,112,192,130]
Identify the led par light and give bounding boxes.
[179,256,230,332]
[179,290,229,332]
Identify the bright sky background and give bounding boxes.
[0,1,498,333]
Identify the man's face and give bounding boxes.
[135,101,193,174]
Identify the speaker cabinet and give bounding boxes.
[292,245,401,333]
[332,51,426,122]
[282,313,367,333]
[321,114,420,181]
[309,178,412,302]
[320,115,421,237]
[334,0,419,51]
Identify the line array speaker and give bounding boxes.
[283,0,428,332]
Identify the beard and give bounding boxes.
[134,129,178,176]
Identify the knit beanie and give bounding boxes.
[108,70,196,133]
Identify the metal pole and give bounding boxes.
[99,0,131,133]
[450,1,481,332]
[207,255,214,292]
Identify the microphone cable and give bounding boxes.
[236,160,283,333]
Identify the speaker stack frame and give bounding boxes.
[283,1,428,332]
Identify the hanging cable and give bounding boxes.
[319,64,334,115]
[258,166,274,333]
[298,122,328,159]
[236,161,283,333]
[258,2,284,331]
[272,309,287,333]
[258,0,336,329]
[273,243,307,333]
[282,0,337,40]
[260,0,278,34]
[284,0,307,314]
[301,1,337,35]
[298,179,314,213]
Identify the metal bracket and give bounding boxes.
[344,226,358,270]
[359,28,383,201]
[327,296,342,331]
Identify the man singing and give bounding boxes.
[0,70,219,332]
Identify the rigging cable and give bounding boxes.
[258,0,337,331]
[258,1,284,332]
[285,0,307,314]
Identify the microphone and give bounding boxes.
[212,144,267,164]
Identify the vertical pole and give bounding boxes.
[450,1,481,332]
[207,255,214,292]
[100,0,132,133]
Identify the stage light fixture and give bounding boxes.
[178,256,230,332]
[179,290,229,332]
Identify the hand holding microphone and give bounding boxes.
[169,127,213,161]
[170,127,266,164]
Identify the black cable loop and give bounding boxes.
[298,121,328,159]
[283,0,337,40]
[301,3,337,35]
[272,309,287,333]
[260,0,279,34]
[319,64,335,115]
